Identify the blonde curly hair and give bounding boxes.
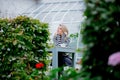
[58,24,69,35]
[54,24,69,40]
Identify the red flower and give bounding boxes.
[35,62,44,69]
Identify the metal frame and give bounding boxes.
[51,1,70,23]
[26,0,84,23]
[41,2,61,22]
[60,2,78,22]
[33,3,53,18]
[28,3,45,16]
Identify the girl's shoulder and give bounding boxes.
[54,32,58,37]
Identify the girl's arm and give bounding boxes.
[65,37,70,46]
[63,33,70,46]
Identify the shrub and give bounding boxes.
[81,0,120,80]
[0,16,50,80]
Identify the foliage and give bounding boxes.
[70,33,78,38]
[48,67,81,80]
[80,0,120,80]
[0,16,50,80]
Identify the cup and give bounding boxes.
[60,43,66,47]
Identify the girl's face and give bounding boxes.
[57,26,63,35]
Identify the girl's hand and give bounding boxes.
[64,32,67,35]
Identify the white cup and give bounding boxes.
[60,43,66,47]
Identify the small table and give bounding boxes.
[48,47,76,78]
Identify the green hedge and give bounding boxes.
[0,16,49,80]
[81,0,120,80]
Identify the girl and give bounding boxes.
[53,24,70,47]
[53,24,72,77]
